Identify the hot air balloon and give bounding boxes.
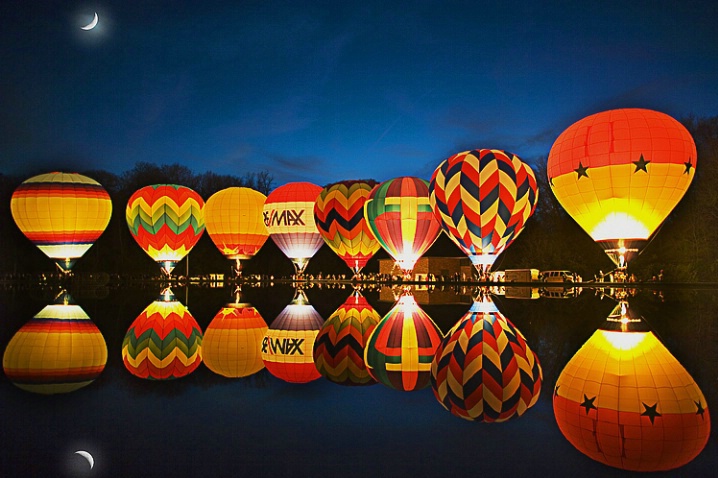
[364,177,442,278]
[547,108,696,269]
[261,289,324,383]
[364,291,443,391]
[313,290,381,386]
[3,292,107,394]
[553,301,710,471]
[122,289,203,380]
[10,172,112,273]
[313,180,381,276]
[202,300,268,378]
[429,150,538,272]
[204,187,269,276]
[263,182,324,276]
[125,184,205,276]
[431,295,542,422]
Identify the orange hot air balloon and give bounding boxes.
[547,108,696,268]
[3,292,107,394]
[10,172,112,272]
[313,180,381,276]
[204,187,269,275]
[263,182,324,276]
[261,289,324,383]
[553,302,710,472]
[364,177,442,277]
[125,184,205,276]
[202,302,268,378]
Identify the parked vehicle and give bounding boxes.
[539,270,581,283]
[504,269,539,282]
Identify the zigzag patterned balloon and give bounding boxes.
[313,290,381,386]
[314,180,380,275]
[430,150,538,270]
[431,298,542,422]
[126,184,205,275]
[122,289,203,380]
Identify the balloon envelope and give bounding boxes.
[10,172,113,272]
[364,177,442,275]
[3,296,107,394]
[313,290,381,386]
[126,184,205,275]
[553,303,710,471]
[263,182,324,275]
[547,108,696,267]
[204,187,268,265]
[122,289,203,380]
[314,180,380,275]
[430,150,538,270]
[431,297,542,422]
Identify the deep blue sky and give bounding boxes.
[2,1,717,187]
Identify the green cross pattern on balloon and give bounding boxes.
[430,150,538,273]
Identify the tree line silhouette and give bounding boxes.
[1,117,717,282]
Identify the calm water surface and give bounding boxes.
[1,283,716,478]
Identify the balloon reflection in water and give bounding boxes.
[547,108,696,269]
[3,292,107,394]
[313,180,381,276]
[122,289,203,380]
[125,184,205,276]
[10,172,113,273]
[263,182,324,276]
[431,294,542,422]
[363,177,442,278]
[262,289,324,383]
[553,301,710,472]
[204,187,269,276]
[313,289,381,386]
[203,300,268,378]
[364,290,443,391]
[430,150,538,272]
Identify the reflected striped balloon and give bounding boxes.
[122,290,203,380]
[431,299,542,422]
[126,184,205,275]
[314,180,380,274]
[430,150,538,270]
[313,291,381,386]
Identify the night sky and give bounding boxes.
[2,1,717,187]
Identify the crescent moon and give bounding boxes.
[81,12,99,31]
[74,450,94,469]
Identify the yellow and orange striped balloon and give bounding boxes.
[204,187,269,267]
[10,172,112,272]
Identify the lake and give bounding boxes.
[1,282,716,478]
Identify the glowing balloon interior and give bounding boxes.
[125,184,205,275]
[10,172,112,272]
[547,108,696,268]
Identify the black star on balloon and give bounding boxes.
[684,159,694,174]
[554,384,560,397]
[574,162,589,179]
[695,400,706,419]
[549,176,555,187]
[641,402,662,424]
[633,154,650,173]
[580,394,597,414]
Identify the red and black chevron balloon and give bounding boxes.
[431,299,542,422]
[430,149,538,268]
